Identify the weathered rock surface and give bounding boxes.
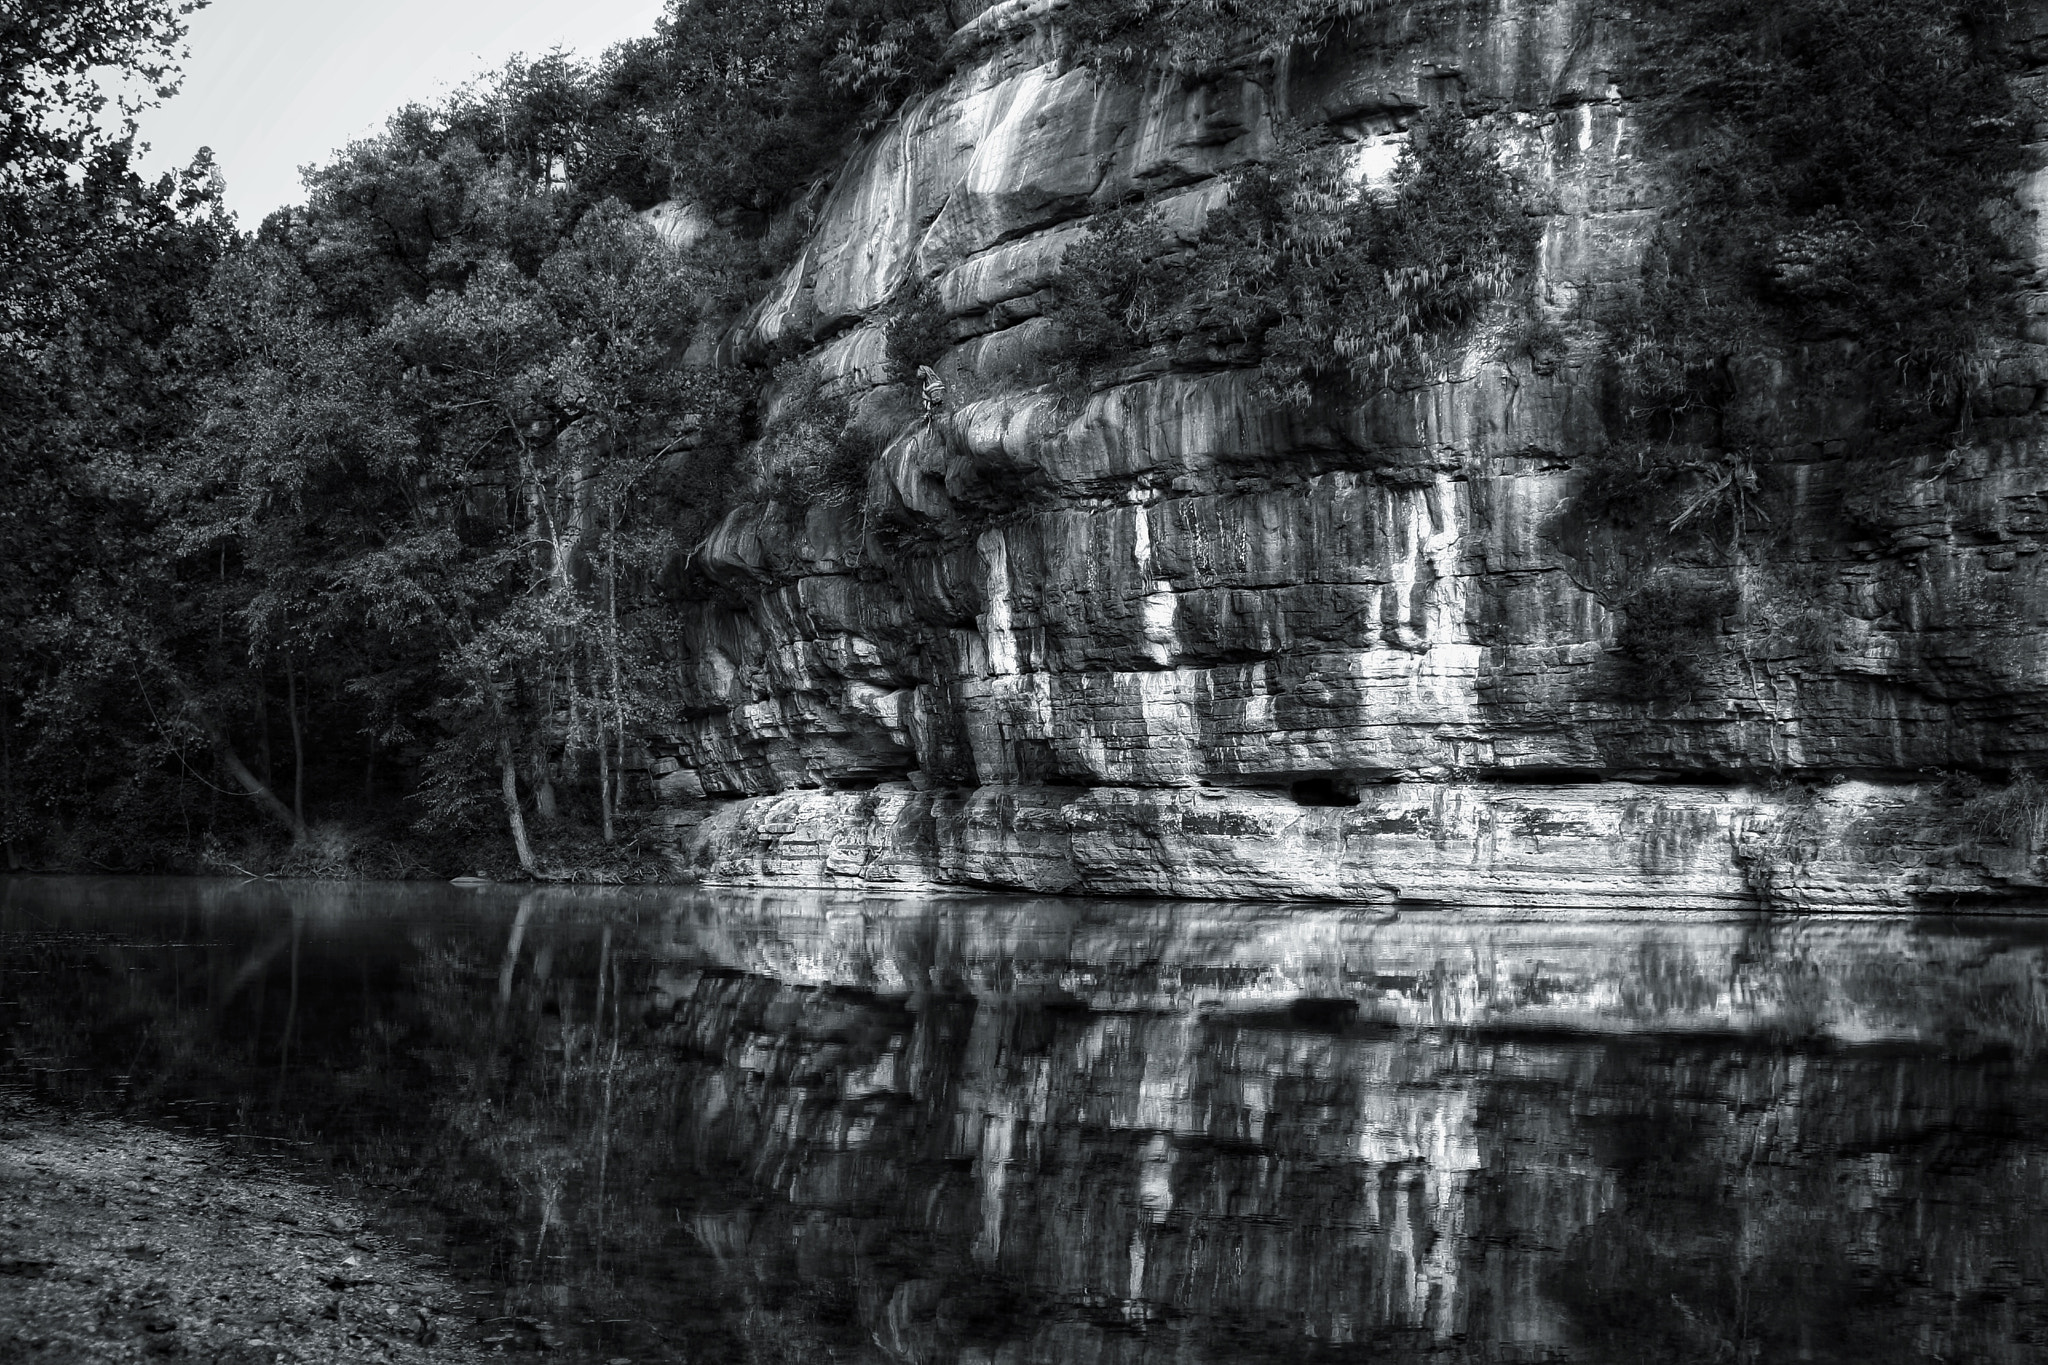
[652,0,2048,908]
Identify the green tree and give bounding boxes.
[1614,0,2023,437]
[190,180,747,873]
[0,0,237,867]
[629,0,952,213]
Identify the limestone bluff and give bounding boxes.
[639,0,2048,911]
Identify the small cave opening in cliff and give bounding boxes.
[1204,997,1364,1035]
[1482,766,1612,785]
[1289,777,1361,807]
[824,762,922,792]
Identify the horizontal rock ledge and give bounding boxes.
[660,778,2044,912]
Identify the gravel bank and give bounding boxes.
[0,1099,580,1363]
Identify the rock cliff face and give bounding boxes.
[650,0,2048,909]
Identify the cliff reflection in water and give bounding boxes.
[5,878,2048,1363]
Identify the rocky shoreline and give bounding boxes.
[0,1099,600,1364]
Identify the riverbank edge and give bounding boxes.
[0,1095,577,1364]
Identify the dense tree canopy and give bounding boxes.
[1615,0,2023,438]
[0,0,850,876]
[0,0,233,867]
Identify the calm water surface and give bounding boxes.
[5,876,2048,1363]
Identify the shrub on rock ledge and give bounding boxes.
[1047,110,1539,405]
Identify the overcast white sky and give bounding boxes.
[133,0,669,227]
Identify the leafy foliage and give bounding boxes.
[1043,203,1181,377]
[882,274,950,381]
[624,0,953,213]
[748,361,881,510]
[0,1,235,866]
[1047,112,1539,404]
[0,0,205,327]
[1610,0,2024,441]
[3,42,776,872]
[1064,0,1385,72]
[212,204,748,869]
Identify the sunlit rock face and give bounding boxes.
[652,0,2048,907]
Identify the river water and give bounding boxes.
[4,876,2047,1363]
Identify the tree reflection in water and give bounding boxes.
[4,877,2048,1362]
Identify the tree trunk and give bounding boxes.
[606,505,628,823]
[530,739,558,822]
[497,734,538,875]
[255,674,272,787]
[284,651,305,829]
[199,714,305,841]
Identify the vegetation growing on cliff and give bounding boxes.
[1066,0,1384,71]
[631,0,953,213]
[752,360,883,509]
[882,274,951,381]
[1048,112,1538,404]
[1581,1,2026,709]
[1936,770,2048,854]
[1609,0,2024,451]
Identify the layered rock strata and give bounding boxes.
[649,0,2048,908]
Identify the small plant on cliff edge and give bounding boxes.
[752,360,878,510]
[882,274,950,382]
[1047,111,1539,403]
